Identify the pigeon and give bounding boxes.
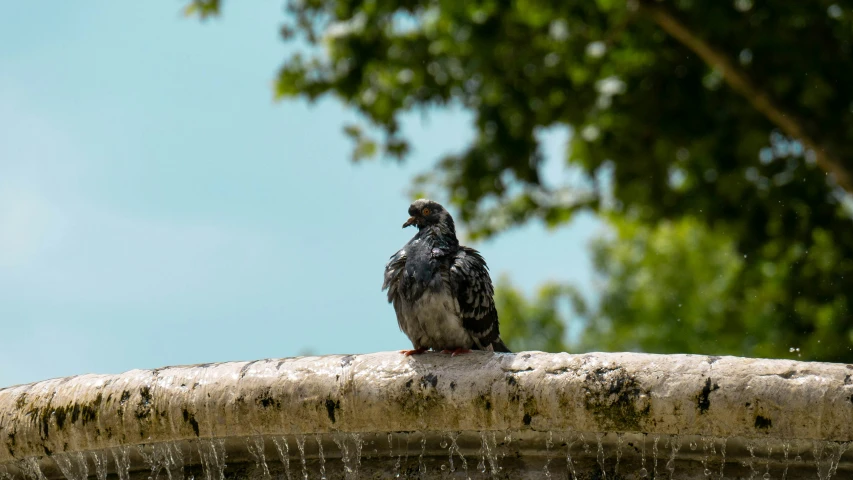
[382,199,511,356]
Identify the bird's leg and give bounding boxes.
[449,348,472,357]
[400,347,429,356]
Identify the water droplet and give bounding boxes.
[440,464,447,471]
[690,441,698,450]
[639,467,649,477]
[440,440,448,448]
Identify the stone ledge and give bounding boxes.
[1,351,852,465]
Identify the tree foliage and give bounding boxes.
[185,0,853,361]
[575,216,853,359]
[494,275,570,353]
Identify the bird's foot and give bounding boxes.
[400,347,429,356]
[442,348,472,357]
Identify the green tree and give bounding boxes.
[574,216,851,359]
[498,215,850,360]
[184,0,853,361]
[494,275,570,353]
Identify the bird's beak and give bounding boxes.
[402,216,417,228]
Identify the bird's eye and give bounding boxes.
[422,208,430,216]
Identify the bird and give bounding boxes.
[382,199,511,356]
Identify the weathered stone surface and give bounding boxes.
[1,351,852,466]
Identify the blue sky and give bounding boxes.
[0,2,600,387]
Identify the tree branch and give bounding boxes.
[638,0,853,193]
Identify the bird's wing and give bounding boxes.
[382,247,407,302]
[383,247,410,333]
[449,246,509,352]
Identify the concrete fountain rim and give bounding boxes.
[2,350,852,467]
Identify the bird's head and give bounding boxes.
[402,199,455,233]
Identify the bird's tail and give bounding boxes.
[490,338,512,353]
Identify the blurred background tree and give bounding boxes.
[186,0,853,361]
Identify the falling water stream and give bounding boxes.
[2,431,851,480]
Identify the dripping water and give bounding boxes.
[315,435,327,480]
[595,432,607,479]
[615,433,623,477]
[136,445,157,480]
[20,457,47,480]
[333,434,351,478]
[763,444,773,480]
[138,442,184,480]
[781,441,790,480]
[387,433,398,478]
[246,436,271,480]
[169,443,185,480]
[295,436,308,480]
[333,433,363,479]
[351,433,364,476]
[815,441,828,480]
[112,446,132,480]
[744,440,757,480]
[564,433,578,480]
[480,431,500,475]
[814,440,850,480]
[401,433,410,479]
[719,437,727,479]
[439,434,450,473]
[272,436,293,480]
[90,451,108,480]
[543,431,552,479]
[666,434,680,479]
[490,432,503,473]
[418,434,427,476]
[197,439,226,480]
[652,435,660,479]
[53,452,88,480]
[638,434,648,478]
[449,432,468,478]
[700,436,712,477]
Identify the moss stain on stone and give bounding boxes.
[696,377,719,414]
[182,408,200,436]
[420,374,438,389]
[325,399,340,424]
[392,375,445,426]
[257,388,280,409]
[117,390,131,420]
[54,406,67,430]
[583,366,651,431]
[6,432,15,457]
[475,394,493,416]
[135,386,153,421]
[754,415,772,430]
